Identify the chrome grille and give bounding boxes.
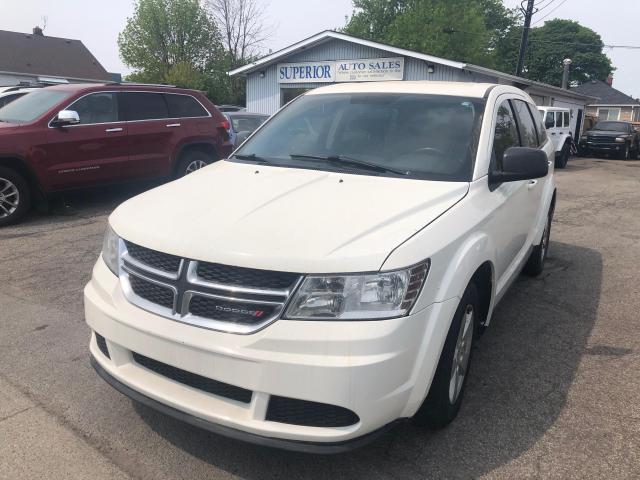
[118,240,302,334]
[588,135,616,144]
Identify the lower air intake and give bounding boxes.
[132,352,252,404]
[266,396,359,428]
[95,332,110,359]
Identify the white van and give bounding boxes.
[86,82,556,453]
[538,106,572,168]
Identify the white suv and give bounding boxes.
[538,106,572,168]
[86,81,555,453]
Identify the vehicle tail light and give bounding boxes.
[217,120,231,141]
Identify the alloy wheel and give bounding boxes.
[0,177,19,219]
[185,159,208,174]
[449,305,474,404]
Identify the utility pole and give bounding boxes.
[516,0,535,77]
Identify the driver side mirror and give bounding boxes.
[490,147,549,184]
[53,110,80,126]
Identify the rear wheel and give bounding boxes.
[175,150,215,178]
[412,283,479,429]
[523,205,553,276]
[0,167,31,227]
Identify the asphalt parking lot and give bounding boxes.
[1,157,640,479]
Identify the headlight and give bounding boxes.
[615,137,627,143]
[284,261,429,320]
[101,224,121,276]
[580,135,587,140]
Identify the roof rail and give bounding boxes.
[107,81,178,87]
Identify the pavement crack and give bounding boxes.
[0,406,34,423]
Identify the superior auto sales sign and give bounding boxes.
[277,57,405,83]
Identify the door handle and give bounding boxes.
[551,132,556,135]
[166,123,181,128]
[528,180,538,189]
[105,127,123,133]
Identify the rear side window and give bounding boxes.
[68,92,119,125]
[492,100,520,170]
[165,94,208,118]
[0,92,26,108]
[511,99,539,148]
[563,111,570,127]
[555,111,563,128]
[121,92,168,121]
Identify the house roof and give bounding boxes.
[0,29,111,82]
[571,79,639,106]
[228,30,594,102]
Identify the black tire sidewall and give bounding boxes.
[175,150,213,178]
[413,283,479,429]
[0,167,30,227]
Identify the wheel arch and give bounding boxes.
[0,156,45,202]
[172,141,220,175]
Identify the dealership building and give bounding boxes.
[229,30,594,139]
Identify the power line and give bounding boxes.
[444,28,640,50]
[532,0,569,25]
[534,0,558,12]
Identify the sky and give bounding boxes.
[1,0,638,97]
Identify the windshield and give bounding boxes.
[233,93,485,181]
[229,115,268,133]
[593,121,628,131]
[0,90,71,124]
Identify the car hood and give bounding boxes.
[110,161,468,273]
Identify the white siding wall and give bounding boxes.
[0,72,36,86]
[245,38,471,114]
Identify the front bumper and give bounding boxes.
[85,257,458,450]
[580,140,624,152]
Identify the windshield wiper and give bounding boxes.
[289,153,409,176]
[233,153,272,164]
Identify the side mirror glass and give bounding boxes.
[490,147,549,184]
[53,110,80,126]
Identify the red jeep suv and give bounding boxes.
[0,83,233,225]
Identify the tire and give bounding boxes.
[577,146,589,157]
[412,283,479,430]
[618,144,630,160]
[0,167,31,227]
[523,206,553,277]
[175,150,215,179]
[555,143,569,169]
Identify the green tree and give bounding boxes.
[344,0,519,67]
[118,0,226,97]
[495,19,613,86]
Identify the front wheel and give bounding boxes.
[555,143,569,169]
[0,167,31,227]
[412,283,479,429]
[618,144,630,160]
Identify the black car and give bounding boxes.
[578,121,639,160]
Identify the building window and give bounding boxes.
[597,108,620,121]
[633,108,640,122]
